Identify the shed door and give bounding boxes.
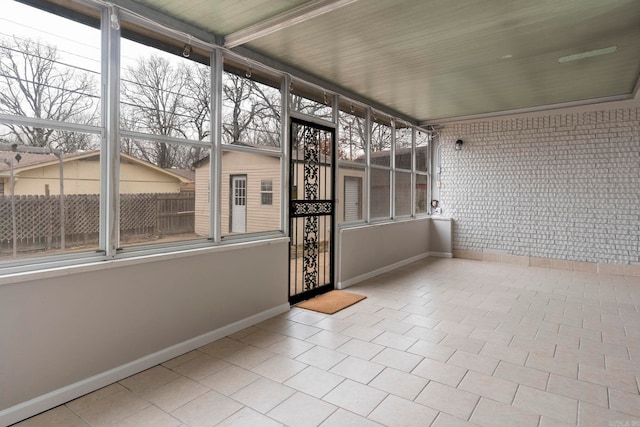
[231,175,246,233]
[344,176,362,222]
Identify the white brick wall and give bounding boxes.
[438,106,640,264]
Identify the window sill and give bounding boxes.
[0,236,289,287]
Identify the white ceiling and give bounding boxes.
[121,0,640,123]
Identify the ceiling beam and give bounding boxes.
[108,0,223,45]
[224,0,357,48]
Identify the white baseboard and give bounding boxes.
[337,253,429,289]
[429,251,453,258]
[0,303,290,427]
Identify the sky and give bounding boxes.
[1,1,101,73]
[0,0,185,74]
[0,0,361,151]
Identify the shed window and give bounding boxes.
[261,180,273,205]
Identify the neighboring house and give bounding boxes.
[193,150,368,238]
[0,151,192,196]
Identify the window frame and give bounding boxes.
[0,1,106,269]
[260,179,273,205]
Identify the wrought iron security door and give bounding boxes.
[289,118,335,305]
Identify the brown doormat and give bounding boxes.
[296,290,367,314]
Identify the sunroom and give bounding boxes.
[1,1,639,426]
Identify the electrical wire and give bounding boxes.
[0,43,101,76]
[4,0,428,148]
[0,73,100,100]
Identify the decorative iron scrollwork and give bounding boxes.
[303,127,319,201]
[291,201,333,217]
[303,216,319,290]
[289,120,334,299]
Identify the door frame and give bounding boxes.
[230,174,247,234]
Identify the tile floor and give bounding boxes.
[13,258,640,427]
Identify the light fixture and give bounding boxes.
[182,44,192,58]
[558,46,617,63]
[455,139,463,151]
[109,6,120,31]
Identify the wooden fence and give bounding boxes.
[0,193,194,255]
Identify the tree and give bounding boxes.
[184,66,211,142]
[0,37,98,151]
[370,120,393,152]
[338,114,366,161]
[184,65,211,164]
[249,80,280,147]
[291,93,331,119]
[122,58,286,168]
[221,72,282,148]
[121,55,191,168]
[222,73,254,144]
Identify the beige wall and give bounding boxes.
[8,158,183,195]
[430,217,452,255]
[194,152,281,237]
[0,240,289,424]
[221,151,281,235]
[194,162,210,237]
[119,161,184,194]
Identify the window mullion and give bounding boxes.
[211,48,223,242]
[281,74,290,235]
[364,107,371,223]
[390,118,396,219]
[102,5,121,257]
[411,126,416,217]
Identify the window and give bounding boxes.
[261,180,273,205]
[395,171,412,217]
[0,1,434,271]
[415,174,429,214]
[119,26,210,249]
[395,125,413,170]
[291,84,333,120]
[0,2,102,261]
[370,168,391,219]
[338,105,366,224]
[222,70,281,150]
[394,123,413,217]
[221,69,282,238]
[369,113,392,219]
[415,130,430,214]
[370,116,392,167]
[416,130,430,172]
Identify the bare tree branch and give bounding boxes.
[0,37,98,151]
